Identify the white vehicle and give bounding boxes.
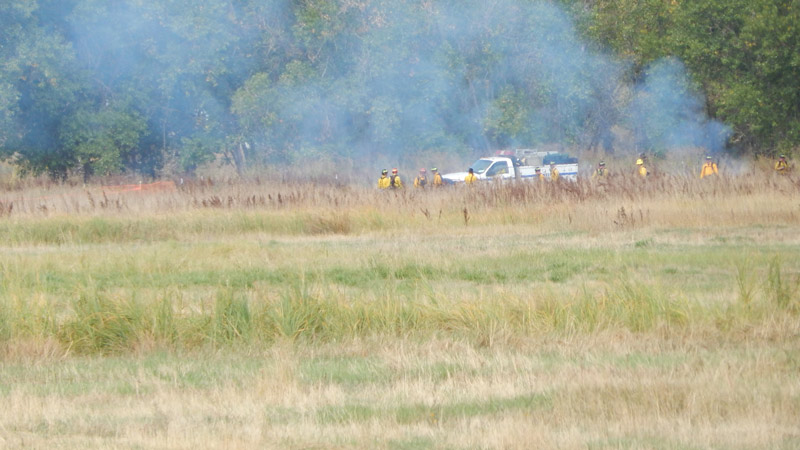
[442,149,579,184]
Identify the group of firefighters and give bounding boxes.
[379,154,792,188]
[591,154,792,179]
[378,167,445,189]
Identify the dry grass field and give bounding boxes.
[1,172,799,449]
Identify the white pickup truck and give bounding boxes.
[442,150,579,184]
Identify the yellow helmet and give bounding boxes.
[636,158,643,165]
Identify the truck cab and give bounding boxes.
[442,150,579,184]
[473,157,513,178]
[441,157,514,184]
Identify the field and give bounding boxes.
[1,173,800,449]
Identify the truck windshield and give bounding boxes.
[469,159,493,175]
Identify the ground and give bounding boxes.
[1,176,799,448]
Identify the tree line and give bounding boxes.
[0,0,796,180]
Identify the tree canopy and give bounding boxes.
[0,0,797,179]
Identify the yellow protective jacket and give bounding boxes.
[593,168,608,178]
[700,162,718,178]
[464,173,478,185]
[432,173,443,187]
[775,160,789,172]
[378,175,391,189]
[414,175,427,188]
[550,168,560,181]
[391,175,403,189]
[638,165,648,177]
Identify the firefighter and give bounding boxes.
[700,156,718,179]
[378,169,391,189]
[549,162,560,181]
[535,167,545,181]
[431,168,443,187]
[636,158,648,177]
[390,168,403,189]
[414,168,428,188]
[593,161,608,178]
[775,154,790,173]
[464,167,478,185]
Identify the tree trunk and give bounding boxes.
[232,142,246,176]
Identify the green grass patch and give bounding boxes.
[300,356,392,386]
[315,392,553,425]
[587,435,704,450]
[0,272,791,355]
[394,392,553,424]
[413,362,482,382]
[387,436,436,450]
[317,404,377,424]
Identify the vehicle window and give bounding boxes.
[486,163,508,176]
[470,159,493,174]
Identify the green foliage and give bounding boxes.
[589,0,800,154]
[589,0,675,66]
[179,136,221,175]
[485,86,532,147]
[1,0,798,177]
[60,107,147,176]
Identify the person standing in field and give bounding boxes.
[700,156,718,179]
[593,161,608,178]
[431,168,443,187]
[378,169,391,189]
[549,162,560,181]
[636,158,648,177]
[464,167,478,185]
[775,154,790,173]
[390,168,403,189]
[535,167,545,181]
[414,168,428,189]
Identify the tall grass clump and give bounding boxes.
[153,295,178,345]
[0,216,179,245]
[0,297,10,343]
[57,291,191,353]
[59,292,149,354]
[766,257,800,310]
[212,289,252,344]
[260,283,330,341]
[530,281,690,335]
[0,264,11,342]
[442,296,518,347]
[607,280,690,332]
[0,272,58,342]
[306,211,353,235]
[1,265,797,356]
[0,281,788,356]
[736,260,757,306]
